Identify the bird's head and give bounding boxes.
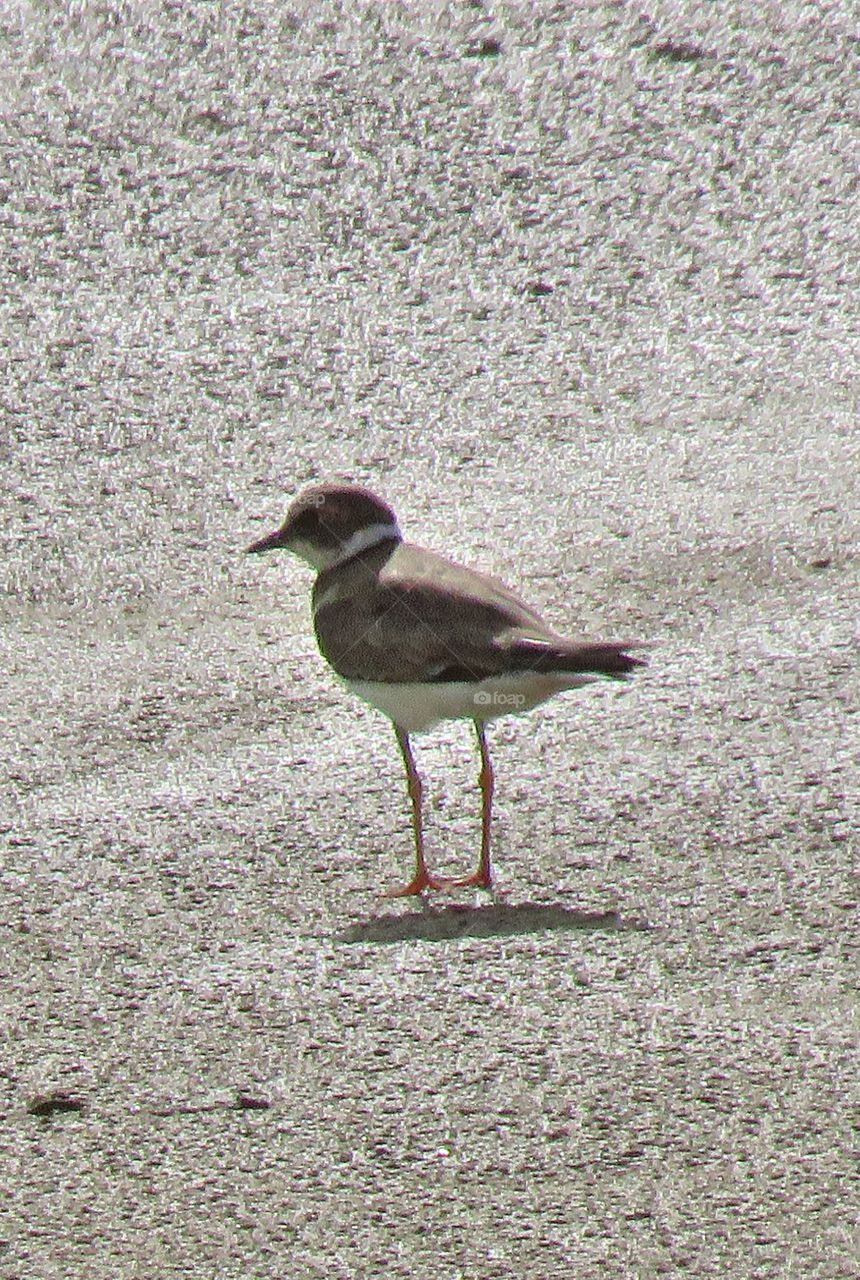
[246,483,402,571]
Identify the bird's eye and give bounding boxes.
[292,507,319,536]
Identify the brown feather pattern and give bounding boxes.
[313,541,644,685]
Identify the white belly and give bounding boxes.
[345,672,601,733]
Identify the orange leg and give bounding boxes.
[447,722,495,890]
[385,726,448,896]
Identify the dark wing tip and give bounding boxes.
[595,644,649,679]
[605,645,649,678]
[506,639,649,679]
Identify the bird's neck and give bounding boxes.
[324,521,402,571]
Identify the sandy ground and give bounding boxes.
[1,2,858,1277]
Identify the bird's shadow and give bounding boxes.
[337,901,651,945]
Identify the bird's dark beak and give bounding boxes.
[245,525,290,555]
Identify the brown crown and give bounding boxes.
[282,484,398,549]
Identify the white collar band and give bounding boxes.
[330,520,402,568]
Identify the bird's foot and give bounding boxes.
[383,869,449,898]
[444,868,494,891]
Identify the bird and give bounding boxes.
[246,483,644,896]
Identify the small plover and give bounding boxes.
[247,484,644,896]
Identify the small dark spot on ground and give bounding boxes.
[28,1092,86,1117]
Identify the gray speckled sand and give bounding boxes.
[1,3,858,1277]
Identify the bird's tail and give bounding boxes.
[509,639,647,680]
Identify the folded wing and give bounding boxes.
[315,572,644,685]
